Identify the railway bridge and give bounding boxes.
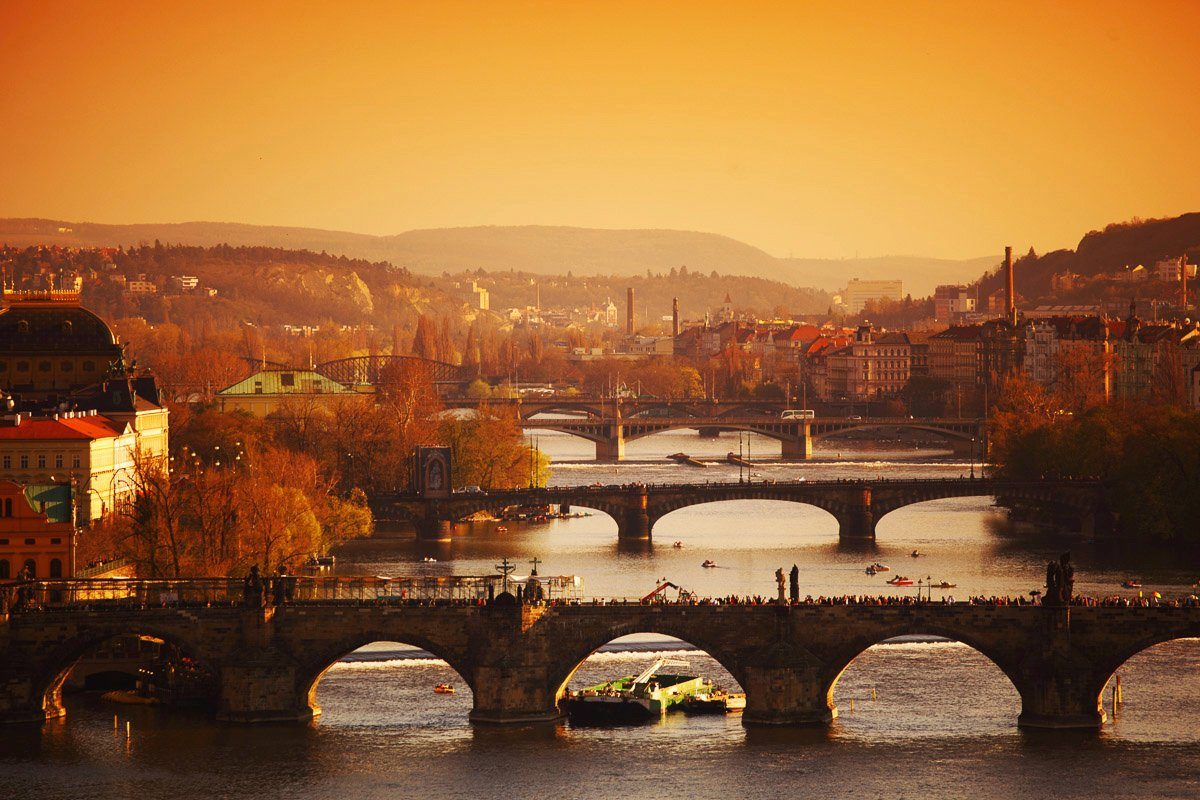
[371,478,1109,541]
[0,586,1194,732]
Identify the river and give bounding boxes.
[3,429,1199,799]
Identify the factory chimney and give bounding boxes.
[672,297,680,337]
[1182,255,1189,311]
[1005,246,1016,327]
[626,287,635,334]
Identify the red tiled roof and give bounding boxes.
[0,415,125,440]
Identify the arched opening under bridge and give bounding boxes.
[303,640,473,728]
[37,629,216,721]
[813,424,977,459]
[651,499,840,545]
[873,496,1008,544]
[555,633,745,727]
[826,634,1020,739]
[1097,637,1200,742]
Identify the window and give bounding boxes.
[254,381,263,395]
[0,362,6,372]
[61,361,73,372]
[54,454,62,468]
[19,455,28,469]
[38,360,51,372]
[0,538,7,545]
[2,499,10,517]
[61,320,73,335]
[281,373,295,387]
[72,454,81,468]
[83,360,95,372]
[2,455,9,469]
[22,559,35,578]
[16,361,29,372]
[50,538,61,545]
[16,320,29,333]
[23,538,34,546]
[0,560,8,579]
[37,454,45,469]
[49,559,62,578]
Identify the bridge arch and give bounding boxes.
[28,623,216,722]
[821,625,1024,723]
[548,621,748,712]
[296,631,476,720]
[1087,629,1200,711]
[524,405,606,420]
[649,497,841,539]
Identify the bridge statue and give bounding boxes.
[775,568,786,604]
[1044,552,1075,606]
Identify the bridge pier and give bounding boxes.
[617,508,652,540]
[217,660,315,723]
[414,517,454,540]
[780,436,812,460]
[741,665,836,725]
[1014,608,1106,730]
[595,436,625,461]
[471,605,563,724]
[837,488,877,541]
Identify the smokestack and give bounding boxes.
[1182,255,1189,311]
[626,287,635,334]
[1004,246,1016,327]
[672,297,679,337]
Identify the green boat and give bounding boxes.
[565,657,711,723]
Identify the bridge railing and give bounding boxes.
[374,477,1102,501]
[0,574,586,611]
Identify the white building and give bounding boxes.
[842,279,903,313]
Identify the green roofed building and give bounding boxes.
[216,369,363,417]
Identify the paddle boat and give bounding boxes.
[887,575,914,586]
[434,683,455,694]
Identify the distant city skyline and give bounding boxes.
[2,1,1198,260]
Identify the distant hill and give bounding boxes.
[976,213,1200,302]
[0,218,988,294]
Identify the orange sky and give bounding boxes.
[2,1,1198,259]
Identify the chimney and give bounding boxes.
[626,287,635,334]
[1182,254,1189,311]
[672,297,680,337]
[1004,246,1016,327]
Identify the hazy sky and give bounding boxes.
[2,1,1197,259]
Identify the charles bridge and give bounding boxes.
[0,581,1195,732]
[371,478,1110,541]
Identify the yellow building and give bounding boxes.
[0,409,150,523]
[217,369,361,417]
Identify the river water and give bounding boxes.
[4,429,1200,799]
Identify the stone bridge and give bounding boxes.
[372,478,1108,541]
[1,596,1195,731]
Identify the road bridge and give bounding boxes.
[0,586,1192,731]
[371,478,1108,541]
[517,415,983,460]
